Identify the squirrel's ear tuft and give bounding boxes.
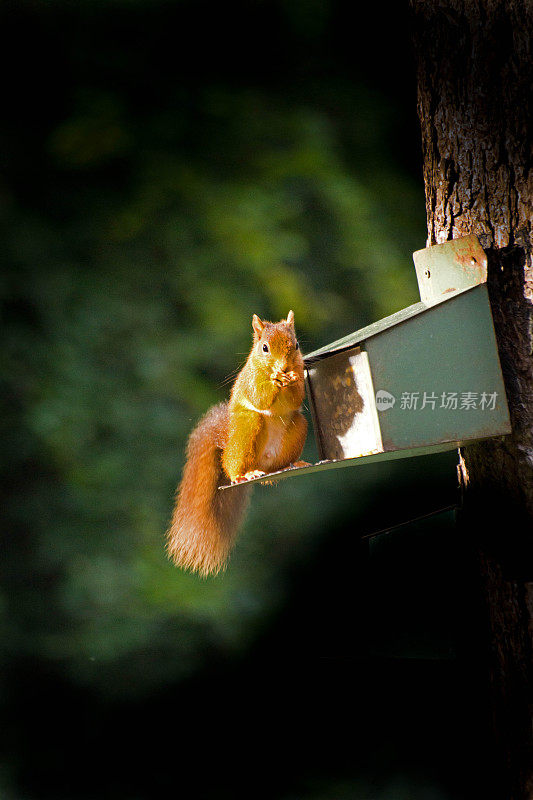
[286,310,295,326]
[252,314,265,341]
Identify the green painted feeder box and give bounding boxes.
[222,235,511,489]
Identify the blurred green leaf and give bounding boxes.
[3,69,426,698]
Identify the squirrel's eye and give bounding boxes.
[295,341,299,350]
[262,343,269,353]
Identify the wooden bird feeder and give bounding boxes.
[221,235,511,490]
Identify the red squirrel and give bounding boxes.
[167,311,308,576]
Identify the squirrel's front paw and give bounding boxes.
[271,370,292,387]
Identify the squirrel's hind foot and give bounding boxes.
[231,470,266,484]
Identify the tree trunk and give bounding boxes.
[411,2,533,798]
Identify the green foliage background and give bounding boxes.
[1,2,429,700]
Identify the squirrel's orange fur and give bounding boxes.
[167,311,307,576]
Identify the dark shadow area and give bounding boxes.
[3,504,493,800]
[2,453,495,799]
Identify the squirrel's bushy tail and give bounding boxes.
[167,403,251,576]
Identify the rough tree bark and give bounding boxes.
[411,2,533,798]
